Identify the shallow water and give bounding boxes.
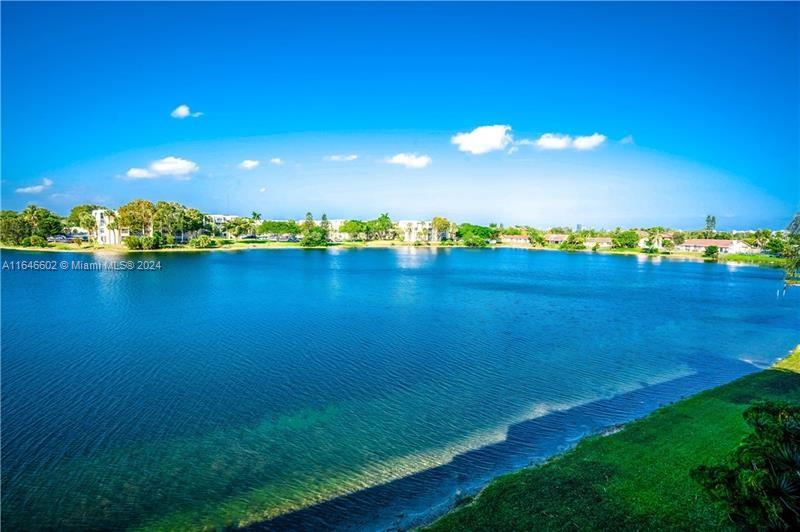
[2,248,798,530]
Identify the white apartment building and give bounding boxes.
[92,209,129,245]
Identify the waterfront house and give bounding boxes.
[545,234,568,245]
[675,239,758,254]
[636,231,674,250]
[501,234,530,246]
[585,237,613,249]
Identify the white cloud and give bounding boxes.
[239,159,260,170]
[619,135,635,145]
[387,153,431,169]
[126,156,199,180]
[535,133,573,150]
[269,158,283,166]
[16,177,53,194]
[126,168,155,179]
[573,133,607,150]
[451,125,512,154]
[259,187,267,193]
[170,104,203,119]
[325,154,359,162]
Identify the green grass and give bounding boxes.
[719,253,785,267]
[426,346,800,531]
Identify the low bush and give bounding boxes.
[189,235,217,248]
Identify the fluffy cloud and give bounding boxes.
[387,153,431,169]
[269,158,283,166]
[535,133,573,150]
[239,159,260,170]
[519,133,608,151]
[572,133,607,150]
[325,154,359,162]
[451,125,512,154]
[16,177,53,194]
[259,187,267,193]
[126,156,199,180]
[170,104,203,119]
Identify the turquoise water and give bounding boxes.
[2,248,798,530]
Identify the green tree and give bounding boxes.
[66,204,102,228]
[320,213,331,239]
[301,226,328,247]
[457,223,498,241]
[432,216,452,240]
[302,212,315,234]
[117,199,155,236]
[251,211,261,222]
[611,229,639,249]
[672,231,686,245]
[703,245,720,260]
[341,220,368,240]
[705,214,717,233]
[527,228,546,247]
[559,233,586,251]
[0,211,32,244]
[369,213,394,240]
[643,226,665,253]
[224,217,254,238]
[78,211,97,241]
[691,401,800,530]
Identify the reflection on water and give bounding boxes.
[2,248,798,530]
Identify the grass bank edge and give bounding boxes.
[424,345,800,531]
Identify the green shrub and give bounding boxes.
[124,236,143,250]
[462,234,488,247]
[72,237,82,245]
[691,401,800,530]
[559,233,586,251]
[20,236,32,247]
[28,235,48,247]
[703,245,720,259]
[189,235,216,248]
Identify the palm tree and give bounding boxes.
[251,211,261,222]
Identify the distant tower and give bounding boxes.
[576,224,583,232]
[787,213,800,235]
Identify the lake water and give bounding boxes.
[2,248,798,530]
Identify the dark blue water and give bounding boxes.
[2,248,798,530]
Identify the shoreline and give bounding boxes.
[241,348,793,531]
[0,242,785,268]
[424,345,800,531]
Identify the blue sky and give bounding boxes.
[2,2,797,229]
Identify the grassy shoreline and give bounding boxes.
[0,241,786,267]
[425,346,800,531]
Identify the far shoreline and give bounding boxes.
[0,241,786,269]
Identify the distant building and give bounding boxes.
[585,237,612,249]
[397,220,434,243]
[501,234,529,246]
[207,214,239,236]
[545,234,568,245]
[314,219,349,242]
[636,231,674,250]
[92,209,129,245]
[675,239,758,254]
